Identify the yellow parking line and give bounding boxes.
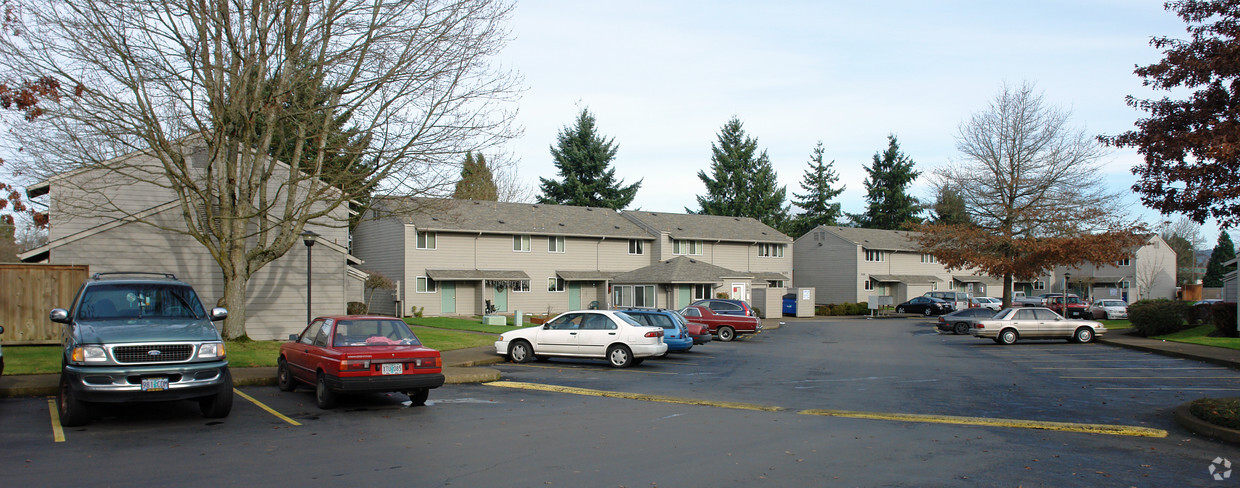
[798,409,1167,438]
[1061,376,1240,379]
[46,399,65,443]
[233,389,302,426]
[486,381,783,411]
[1014,359,1180,362]
[504,363,676,375]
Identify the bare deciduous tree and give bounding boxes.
[913,82,1146,307]
[1157,217,1206,285]
[0,0,521,338]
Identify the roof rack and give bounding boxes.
[92,272,178,281]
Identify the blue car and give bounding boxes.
[618,308,693,352]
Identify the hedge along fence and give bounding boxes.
[1128,299,1189,337]
[815,302,870,316]
[1210,302,1239,338]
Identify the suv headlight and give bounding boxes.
[72,345,108,362]
[198,342,225,359]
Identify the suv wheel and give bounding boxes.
[57,373,91,427]
[199,369,233,418]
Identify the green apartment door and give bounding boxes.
[494,285,508,312]
[677,285,692,308]
[440,282,456,314]
[568,282,581,310]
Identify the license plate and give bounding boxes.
[141,377,169,392]
[381,363,403,375]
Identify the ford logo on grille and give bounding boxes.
[148,350,161,356]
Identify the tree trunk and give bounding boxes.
[220,251,250,340]
[1002,273,1014,309]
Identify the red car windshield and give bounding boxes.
[332,319,422,347]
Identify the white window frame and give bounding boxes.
[1117,258,1131,266]
[548,236,565,253]
[510,279,531,293]
[864,279,874,291]
[415,276,437,293]
[921,254,936,263]
[628,239,644,255]
[864,249,884,262]
[548,277,565,292]
[1034,281,1046,290]
[416,231,436,250]
[673,239,703,255]
[693,284,710,300]
[932,282,939,291]
[768,280,784,288]
[513,234,531,252]
[758,243,785,258]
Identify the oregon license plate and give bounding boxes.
[141,377,169,391]
[381,363,403,375]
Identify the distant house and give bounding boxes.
[20,144,362,340]
[351,199,793,317]
[793,225,1176,306]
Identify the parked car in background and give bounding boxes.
[278,316,445,409]
[495,310,667,367]
[971,307,1107,345]
[896,296,955,316]
[1088,299,1129,320]
[937,308,999,335]
[680,305,761,342]
[1043,295,1090,319]
[971,297,1003,311]
[619,308,694,352]
[50,272,233,427]
[0,325,5,377]
[672,310,712,345]
[690,299,756,317]
[925,291,973,310]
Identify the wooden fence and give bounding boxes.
[0,264,89,344]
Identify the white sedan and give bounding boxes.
[494,310,667,368]
[971,307,1107,345]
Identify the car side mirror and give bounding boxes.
[542,324,550,330]
[0,325,4,334]
[288,334,299,341]
[50,308,70,324]
[210,307,229,321]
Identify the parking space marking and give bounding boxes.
[234,389,302,426]
[1097,387,1240,391]
[46,399,65,443]
[797,409,1168,438]
[486,381,783,411]
[503,363,677,375]
[1061,376,1240,380]
[1031,367,1216,370]
[1013,358,1182,363]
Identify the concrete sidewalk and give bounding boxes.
[0,345,506,398]
[1099,329,1240,369]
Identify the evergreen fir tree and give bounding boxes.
[851,134,921,229]
[787,141,844,238]
[931,184,972,226]
[453,152,498,200]
[692,117,789,231]
[1203,231,1237,287]
[537,109,641,210]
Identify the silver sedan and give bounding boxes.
[971,307,1107,345]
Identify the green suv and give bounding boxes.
[51,272,232,426]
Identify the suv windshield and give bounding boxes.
[75,283,206,320]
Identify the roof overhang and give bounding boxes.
[870,274,943,283]
[556,271,614,281]
[426,269,530,281]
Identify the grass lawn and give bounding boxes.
[1153,325,1240,351]
[2,326,498,375]
[1098,319,1132,330]
[405,316,535,335]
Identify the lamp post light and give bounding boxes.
[1063,272,1071,315]
[302,230,318,325]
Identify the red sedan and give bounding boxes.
[278,316,445,409]
[678,305,761,342]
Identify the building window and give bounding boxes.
[864,249,884,262]
[1119,280,1130,289]
[416,231,436,250]
[513,234,531,252]
[415,276,437,293]
[768,280,785,288]
[693,284,710,300]
[1117,258,1131,266]
[673,239,703,255]
[932,282,939,291]
[548,277,565,292]
[1034,281,1046,290]
[548,236,565,253]
[629,239,644,255]
[921,254,936,263]
[613,285,655,307]
[758,243,785,257]
[505,279,529,293]
[864,280,874,291]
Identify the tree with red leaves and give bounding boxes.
[1102,0,1240,228]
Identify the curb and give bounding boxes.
[1098,337,1240,371]
[1174,401,1240,445]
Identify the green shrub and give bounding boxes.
[1211,303,1239,338]
[812,302,870,316]
[1186,302,1213,326]
[1128,299,1188,337]
[346,301,368,315]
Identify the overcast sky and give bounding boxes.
[497,1,1238,246]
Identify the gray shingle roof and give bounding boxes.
[611,256,750,284]
[426,269,530,280]
[379,198,653,239]
[624,211,791,244]
[871,274,943,283]
[818,226,921,251]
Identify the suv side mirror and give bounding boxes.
[50,308,70,324]
[209,307,229,321]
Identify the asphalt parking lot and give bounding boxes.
[4,317,1240,486]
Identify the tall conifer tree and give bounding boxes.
[787,141,844,238]
[538,109,641,209]
[1204,232,1237,287]
[852,134,921,229]
[454,152,498,200]
[693,117,789,230]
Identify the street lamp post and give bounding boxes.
[302,230,318,325]
[1063,272,1071,316]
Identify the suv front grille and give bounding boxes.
[113,344,194,363]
